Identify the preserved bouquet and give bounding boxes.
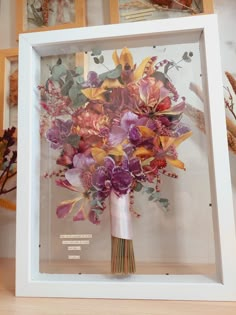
[40,48,192,274]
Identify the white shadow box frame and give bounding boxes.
[16,14,236,300]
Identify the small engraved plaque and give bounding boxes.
[68,255,80,260]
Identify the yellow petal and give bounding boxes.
[133,56,152,81]
[137,126,156,138]
[91,148,106,163]
[108,145,124,156]
[166,157,186,170]
[159,136,176,150]
[101,78,123,89]
[133,147,153,158]
[112,50,120,66]
[173,131,192,148]
[141,157,155,166]
[81,87,106,101]
[119,47,134,69]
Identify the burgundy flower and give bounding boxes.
[111,167,132,195]
[129,158,143,177]
[92,166,111,191]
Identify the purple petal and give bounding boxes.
[171,101,185,112]
[120,111,138,132]
[92,166,110,191]
[56,201,74,218]
[129,126,141,144]
[65,168,82,187]
[109,125,127,146]
[159,87,170,102]
[138,79,149,104]
[129,158,143,176]
[56,179,80,192]
[104,157,115,174]
[73,153,94,170]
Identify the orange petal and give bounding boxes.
[173,131,193,148]
[91,148,106,163]
[101,78,123,89]
[134,57,152,81]
[137,126,156,138]
[81,87,106,101]
[133,147,153,158]
[108,145,124,156]
[119,47,134,70]
[112,50,120,66]
[166,157,186,170]
[159,136,176,150]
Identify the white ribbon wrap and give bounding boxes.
[110,190,133,240]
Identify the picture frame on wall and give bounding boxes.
[0,48,18,132]
[16,0,86,37]
[109,0,214,24]
[16,14,236,300]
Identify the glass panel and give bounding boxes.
[4,59,18,129]
[39,43,216,278]
[118,0,203,23]
[26,0,76,30]
[8,60,18,128]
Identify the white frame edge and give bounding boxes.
[16,15,236,300]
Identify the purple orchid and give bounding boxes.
[46,119,72,149]
[65,153,95,189]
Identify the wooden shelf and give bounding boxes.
[1,258,236,314]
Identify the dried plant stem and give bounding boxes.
[226,116,236,138]
[225,71,236,95]
[184,103,205,133]
[189,82,204,103]
[227,131,236,154]
[111,236,136,274]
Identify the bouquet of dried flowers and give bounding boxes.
[40,48,192,274]
[0,127,17,211]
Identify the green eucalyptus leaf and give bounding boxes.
[97,200,103,208]
[68,85,79,102]
[76,76,84,84]
[91,48,102,56]
[66,134,80,148]
[99,64,122,81]
[182,51,191,63]
[134,182,143,192]
[76,66,84,75]
[148,195,154,201]
[94,57,100,64]
[159,198,169,209]
[90,200,97,207]
[73,93,87,108]
[145,187,155,194]
[51,64,67,81]
[61,79,74,96]
[99,55,104,64]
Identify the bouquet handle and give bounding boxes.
[110,190,136,274]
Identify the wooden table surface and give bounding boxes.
[1,258,236,315]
